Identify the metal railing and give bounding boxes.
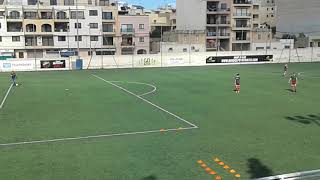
[120,28,135,33]
[233,13,252,16]
[207,8,231,13]
[207,21,231,25]
[207,32,231,37]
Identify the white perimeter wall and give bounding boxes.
[1,48,320,71]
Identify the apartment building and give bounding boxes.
[177,0,272,52]
[118,15,150,55]
[0,0,151,60]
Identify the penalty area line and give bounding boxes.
[0,83,14,109]
[92,74,198,128]
[0,127,198,147]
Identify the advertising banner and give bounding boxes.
[0,60,35,71]
[206,55,273,63]
[41,60,66,69]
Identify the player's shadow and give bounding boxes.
[247,158,273,179]
[141,175,157,180]
[285,114,320,126]
[285,88,294,92]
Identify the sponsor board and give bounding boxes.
[139,57,157,66]
[168,57,185,65]
[0,61,35,71]
[206,55,273,63]
[41,60,66,69]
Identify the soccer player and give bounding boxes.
[11,71,17,86]
[283,64,288,77]
[234,73,240,94]
[288,72,298,92]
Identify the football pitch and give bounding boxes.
[0,63,319,180]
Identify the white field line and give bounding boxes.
[0,127,198,147]
[0,83,13,109]
[109,81,157,97]
[92,74,198,128]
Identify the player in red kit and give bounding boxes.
[288,72,298,92]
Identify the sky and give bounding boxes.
[277,0,320,35]
[123,0,176,9]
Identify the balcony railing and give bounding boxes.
[233,37,251,41]
[207,21,231,25]
[102,28,115,33]
[207,32,231,37]
[233,24,251,28]
[121,42,135,46]
[54,28,68,32]
[207,8,231,13]
[121,28,134,33]
[233,13,252,17]
[7,16,21,19]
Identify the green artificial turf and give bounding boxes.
[0,63,319,180]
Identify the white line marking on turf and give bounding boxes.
[0,127,197,147]
[92,74,198,128]
[109,81,157,97]
[0,83,13,109]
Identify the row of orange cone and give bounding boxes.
[197,157,241,179]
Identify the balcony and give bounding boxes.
[120,28,134,34]
[207,32,231,39]
[233,13,252,18]
[207,8,231,14]
[232,24,251,30]
[232,37,251,43]
[103,28,116,34]
[207,21,231,26]
[233,0,252,6]
[102,17,115,22]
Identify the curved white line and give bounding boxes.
[109,81,157,97]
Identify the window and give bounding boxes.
[90,36,98,41]
[0,11,4,16]
[42,36,54,46]
[0,36,2,42]
[271,8,274,11]
[284,45,290,49]
[19,52,24,58]
[168,48,173,52]
[102,12,113,20]
[235,8,248,16]
[99,0,109,6]
[0,23,1,29]
[9,11,20,19]
[88,0,92,4]
[266,15,269,17]
[88,51,93,55]
[139,37,144,42]
[89,10,98,16]
[41,24,52,32]
[12,36,20,42]
[121,24,133,33]
[318,42,320,47]
[28,0,37,5]
[58,36,66,41]
[75,23,81,29]
[258,34,261,40]
[267,8,269,11]
[139,24,144,29]
[221,3,227,10]
[256,47,264,50]
[64,0,74,5]
[103,24,113,32]
[75,36,82,41]
[50,0,57,5]
[183,48,187,52]
[271,14,274,17]
[71,11,84,19]
[103,36,113,45]
[89,23,98,29]
[24,12,37,19]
